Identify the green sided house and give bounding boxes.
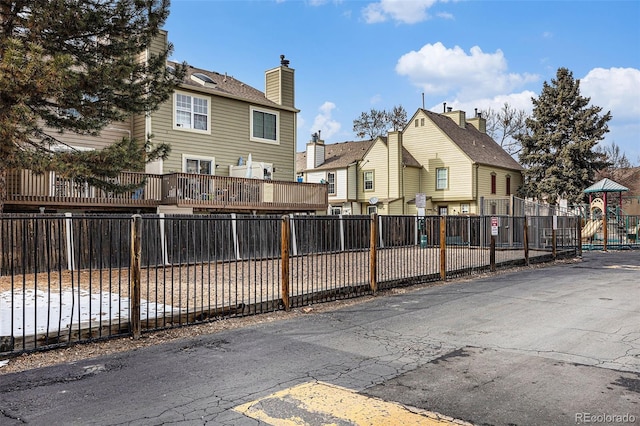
[297,107,523,216]
[5,30,327,214]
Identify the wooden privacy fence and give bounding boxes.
[1,213,581,355]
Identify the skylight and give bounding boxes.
[192,73,216,85]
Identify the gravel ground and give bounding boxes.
[0,255,579,375]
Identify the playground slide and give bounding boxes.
[581,219,602,240]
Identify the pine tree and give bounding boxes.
[516,68,611,205]
[0,0,185,211]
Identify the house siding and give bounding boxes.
[150,89,296,180]
[403,112,474,203]
[360,140,388,202]
[477,165,522,197]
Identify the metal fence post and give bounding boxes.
[281,215,290,311]
[440,216,446,281]
[523,216,530,266]
[370,213,378,293]
[130,214,142,340]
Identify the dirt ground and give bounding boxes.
[0,256,579,375]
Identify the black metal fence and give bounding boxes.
[0,213,587,355]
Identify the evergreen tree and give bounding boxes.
[516,68,611,205]
[0,0,185,211]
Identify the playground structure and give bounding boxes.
[581,178,639,250]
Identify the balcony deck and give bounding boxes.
[5,170,328,213]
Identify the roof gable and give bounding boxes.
[421,109,523,171]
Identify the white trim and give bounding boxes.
[173,90,211,135]
[250,105,280,145]
[181,154,215,175]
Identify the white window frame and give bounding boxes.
[363,170,374,191]
[330,206,342,215]
[182,154,215,175]
[327,172,336,195]
[173,91,211,134]
[436,167,448,190]
[250,106,279,144]
[367,205,377,215]
[461,203,470,214]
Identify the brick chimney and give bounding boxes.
[265,55,295,108]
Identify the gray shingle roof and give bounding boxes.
[296,139,422,173]
[297,140,373,172]
[422,109,523,171]
[170,61,283,109]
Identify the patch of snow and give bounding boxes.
[0,289,179,336]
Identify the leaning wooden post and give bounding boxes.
[281,215,290,311]
[577,216,583,258]
[440,216,446,281]
[523,216,530,266]
[130,214,142,340]
[490,234,496,272]
[369,213,378,294]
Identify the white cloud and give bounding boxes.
[435,91,536,116]
[436,11,454,20]
[396,42,538,99]
[310,101,342,140]
[581,67,640,121]
[370,94,383,104]
[363,0,438,24]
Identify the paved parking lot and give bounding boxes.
[0,251,638,425]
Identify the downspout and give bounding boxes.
[475,163,479,214]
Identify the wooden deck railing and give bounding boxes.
[161,173,328,211]
[6,170,328,212]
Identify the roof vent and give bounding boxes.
[280,54,290,67]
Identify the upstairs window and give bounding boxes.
[506,175,511,195]
[174,92,209,133]
[251,106,279,144]
[491,173,497,194]
[363,171,374,191]
[327,172,336,195]
[436,168,448,190]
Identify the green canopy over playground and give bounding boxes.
[583,178,629,194]
[583,177,630,251]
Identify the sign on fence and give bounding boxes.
[491,216,499,236]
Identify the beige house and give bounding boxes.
[296,136,421,215]
[297,107,523,216]
[6,31,326,214]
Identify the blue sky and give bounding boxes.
[165,0,640,163]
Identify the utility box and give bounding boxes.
[420,235,428,248]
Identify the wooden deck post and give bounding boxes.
[281,215,290,311]
[440,216,446,281]
[370,213,378,293]
[130,214,142,340]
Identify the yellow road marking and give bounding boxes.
[234,381,470,425]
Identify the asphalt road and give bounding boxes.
[1,251,638,425]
